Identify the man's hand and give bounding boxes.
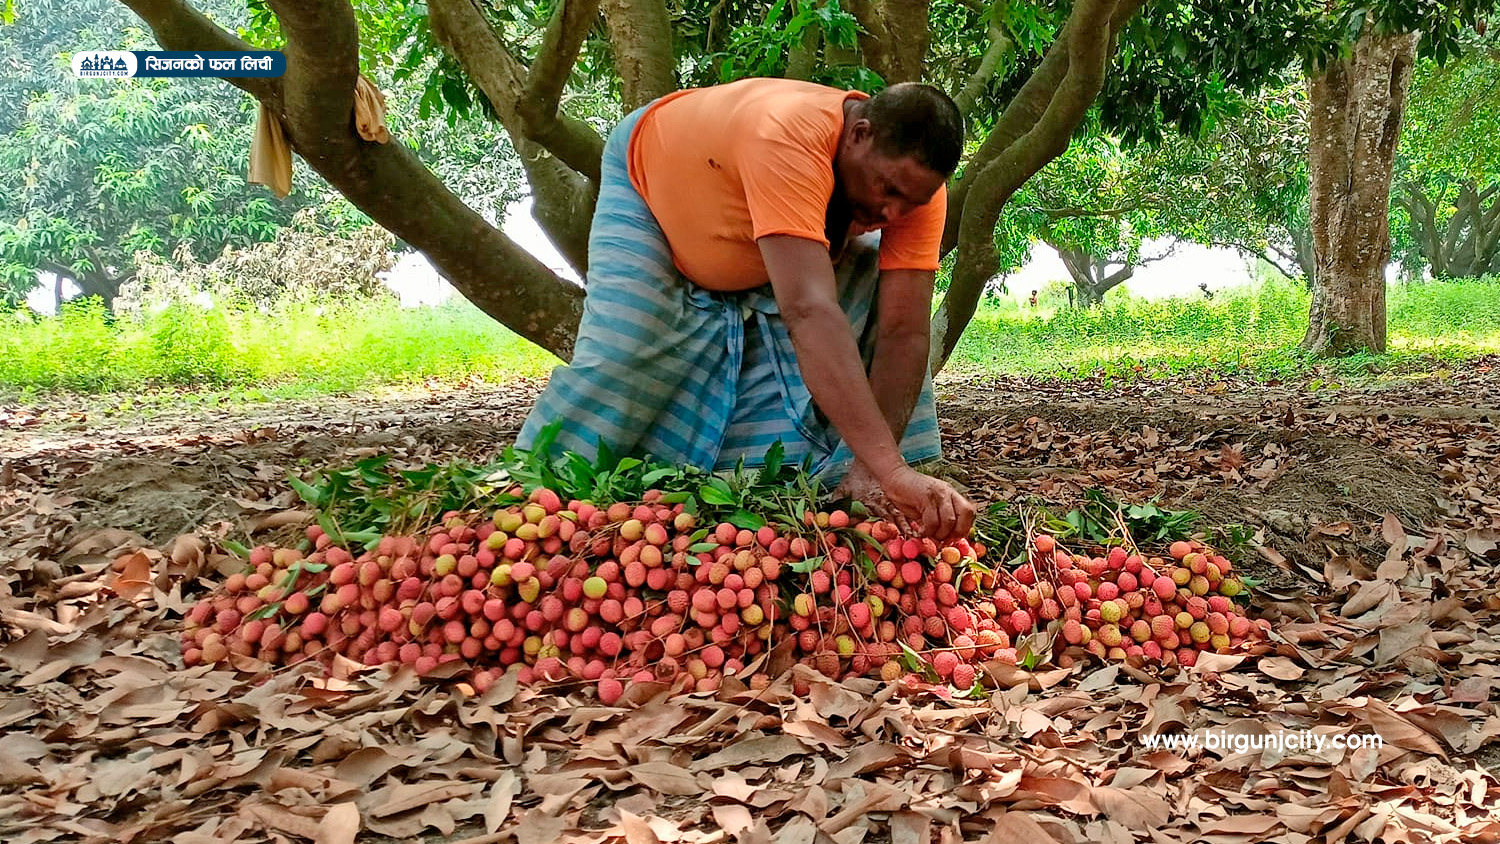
[835,461,915,536]
[838,461,975,541]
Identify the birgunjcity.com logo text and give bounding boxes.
[1141,729,1384,754]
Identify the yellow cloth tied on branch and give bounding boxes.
[248,74,392,198]
[248,101,292,198]
[353,74,392,144]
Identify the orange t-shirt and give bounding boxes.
[627,78,946,291]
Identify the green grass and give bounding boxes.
[944,276,1500,380]
[3,276,1498,403]
[0,293,559,399]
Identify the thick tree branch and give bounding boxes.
[931,0,1131,368]
[119,0,585,358]
[118,0,282,105]
[38,259,79,284]
[518,0,607,180]
[942,0,1139,255]
[1399,181,1442,271]
[599,0,676,111]
[428,0,602,182]
[786,26,822,81]
[880,0,932,82]
[954,3,1012,118]
[843,0,930,83]
[844,0,895,79]
[527,0,599,114]
[958,1,1115,241]
[428,0,597,272]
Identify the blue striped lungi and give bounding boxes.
[516,103,943,480]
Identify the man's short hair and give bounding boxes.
[863,82,964,176]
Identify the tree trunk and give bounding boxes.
[1054,243,1132,307]
[73,269,125,309]
[1290,224,1316,288]
[844,0,932,83]
[600,0,677,111]
[38,259,124,310]
[1302,26,1419,357]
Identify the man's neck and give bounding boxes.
[841,98,860,142]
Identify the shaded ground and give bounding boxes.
[3,366,1500,843]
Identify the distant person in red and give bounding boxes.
[1028,290,1039,308]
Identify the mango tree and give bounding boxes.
[1392,36,1500,280]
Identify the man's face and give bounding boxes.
[837,120,946,227]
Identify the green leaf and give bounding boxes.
[788,555,824,574]
[288,474,325,508]
[728,509,767,531]
[221,539,251,559]
[642,467,678,488]
[699,484,736,506]
[317,512,345,546]
[898,640,936,679]
[688,542,720,553]
[245,602,281,621]
[756,441,785,485]
[850,529,884,552]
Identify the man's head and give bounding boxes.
[837,83,964,227]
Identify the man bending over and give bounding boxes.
[518,78,975,540]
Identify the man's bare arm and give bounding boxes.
[759,235,905,482]
[760,236,972,538]
[865,268,935,443]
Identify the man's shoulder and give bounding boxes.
[719,79,855,150]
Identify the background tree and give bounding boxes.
[1392,34,1500,279]
[0,0,335,308]
[989,130,1169,308]
[0,75,329,308]
[983,82,1312,308]
[1147,84,1315,286]
[1301,3,1496,358]
[0,0,532,310]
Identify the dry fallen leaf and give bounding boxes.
[107,550,154,602]
[316,802,360,844]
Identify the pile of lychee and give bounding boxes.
[177,485,1268,701]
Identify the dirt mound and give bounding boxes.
[53,420,522,546]
[939,396,1450,594]
[60,456,229,544]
